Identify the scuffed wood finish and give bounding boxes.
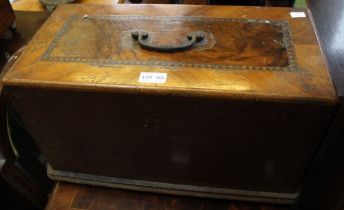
[44,15,291,68]
[1,4,339,203]
[0,0,15,35]
[46,182,291,210]
[8,85,337,202]
[3,4,337,103]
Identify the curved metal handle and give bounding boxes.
[131,31,204,52]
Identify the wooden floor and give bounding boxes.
[45,182,291,210]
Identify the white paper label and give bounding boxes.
[139,72,167,84]
[290,12,306,18]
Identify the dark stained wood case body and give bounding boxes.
[2,4,339,204]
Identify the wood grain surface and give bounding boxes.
[44,16,291,68]
[2,4,339,204]
[45,182,291,210]
[3,4,337,104]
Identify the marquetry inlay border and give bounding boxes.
[42,15,298,71]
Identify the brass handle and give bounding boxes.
[131,31,204,52]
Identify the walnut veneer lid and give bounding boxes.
[2,4,338,104]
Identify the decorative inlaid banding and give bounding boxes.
[42,15,298,71]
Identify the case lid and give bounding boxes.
[2,4,338,104]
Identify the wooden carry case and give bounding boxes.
[1,4,339,204]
